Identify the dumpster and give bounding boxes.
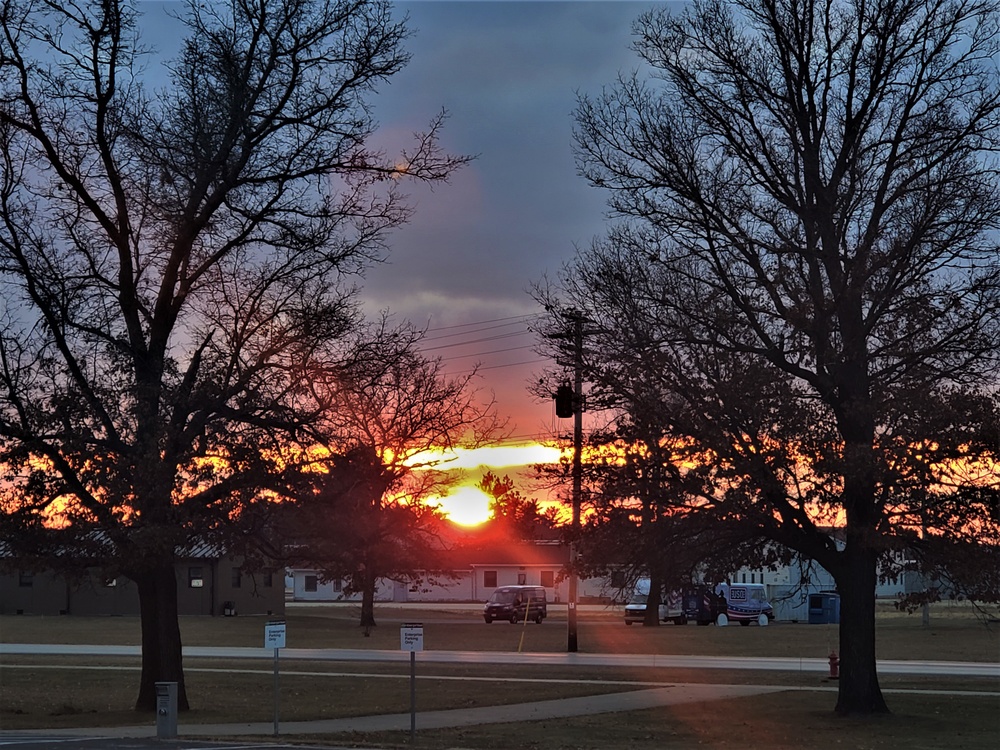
[808,592,840,624]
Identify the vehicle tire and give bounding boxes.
[484,616,492,624]
[535,613,543,624]
[625,620,633,626]
[740,619,750,627]
[510,614,518,624]
[715,613,729,627]
[758,613,769,627]
[674,616,687,626]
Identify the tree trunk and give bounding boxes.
[834,541,889,715]
[641,474,660,627]
[359,571,377,632]
[134,564,189,712]
[644,567,662,627]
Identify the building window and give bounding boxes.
[262,571,273,588]
[333,578,343,593]
[540,570,554,588]
[188,567,204,588]
[517,572,527,585]
[483,570,497,589]
[610,570,626,588]
[18,571,32,588]
[231,568,242,589]
[304,575,318,592]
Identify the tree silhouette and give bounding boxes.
[542,0,1000,715]
[286,322,502,630]
[0,0,469,711]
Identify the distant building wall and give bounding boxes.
[0,557,284,617]
[67,574,140,617]
[0,569,68,615]
[289,569,393,602]
[397,570,474,602]
[470,564,568,602]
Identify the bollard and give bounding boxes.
[155,681,178,739]
[828,651,840,680]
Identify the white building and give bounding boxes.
[288,541,583,604]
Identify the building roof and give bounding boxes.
[447,541,569,568]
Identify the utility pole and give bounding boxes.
[550,310,585,653]
[568,312,583,653]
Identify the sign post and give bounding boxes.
[400,623,423,743]
[264,620,286,736]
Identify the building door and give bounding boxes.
[393,580,408,602]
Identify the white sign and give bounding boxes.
[400,623,424,652]
[264,620,286,649]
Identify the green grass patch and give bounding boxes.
[275,690,1000,750]
[1,601,997,748]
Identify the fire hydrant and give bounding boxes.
[828,650,840,680]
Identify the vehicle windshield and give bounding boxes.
[489,590,517,604]
[628,594,648,605]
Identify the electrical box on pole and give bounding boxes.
[554,383,574,418]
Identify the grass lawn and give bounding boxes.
[1,600,998,748]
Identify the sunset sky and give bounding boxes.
[137,1,679,522]
[412,443,564,524]
[363,1,674,430]
[359,0,681,520]
[362,1,679,520]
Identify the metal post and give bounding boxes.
[409,650,416,743]
[273,647,279,736]
[154,681,177,739]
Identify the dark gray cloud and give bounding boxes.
[367,1,680,437]
[137,1,682,438]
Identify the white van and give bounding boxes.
[715,583,773,626]
[623,579,686,625]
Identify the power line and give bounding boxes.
[475,357,548,372]
[422,318,535,343]
[425,313,538,334]
[438,344,535,362]
[419,329,533,353]
[443,357,549,376]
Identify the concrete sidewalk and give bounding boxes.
[25,682,790,739]
[4,642,998,677]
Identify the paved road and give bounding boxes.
[3,642,998,677]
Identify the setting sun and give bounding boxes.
[431,485,494,526]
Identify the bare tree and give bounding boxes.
[0,0,469,711]
[477,470,557,540]
[286,319,503,630]
[555,0,1000,715]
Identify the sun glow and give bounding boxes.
[431,485,494,526]
[404,443,563,470]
